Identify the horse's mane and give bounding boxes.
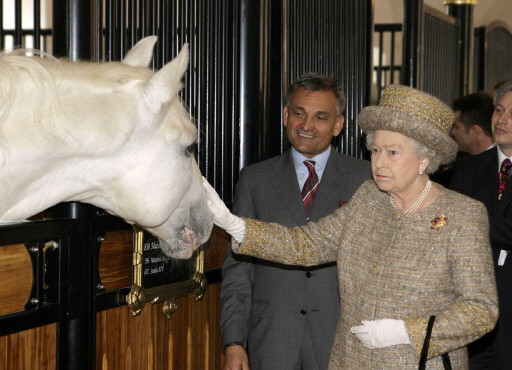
[0,50,59,141]
[0,50,152,145]
[0,47,196,162]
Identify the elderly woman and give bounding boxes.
[205,85,498,369]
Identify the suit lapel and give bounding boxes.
[272,151,308,224]
[478,148,500,213]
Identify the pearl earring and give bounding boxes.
[419,170,423,175]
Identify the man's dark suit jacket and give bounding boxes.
[450,146,512,369]
[220,148,371,370]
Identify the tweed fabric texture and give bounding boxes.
[234,180,498,369]
[358,85,458,165]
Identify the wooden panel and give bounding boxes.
[99,230,133,291]
[0,243,32,314]
[0,324,56,370]
[99,227,228,292]
[0,222,229,368]
[96,282,223,370]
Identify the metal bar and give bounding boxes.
[105,0,114,61]
[446,2,474,96]
[401,0,423,88]
[390,30,397,84]
[14,0,22,46]
[33,0,41,50]
[377,30,384,98]
[239,0,263,170]
[54,202,97,370]
[340,0,373,158]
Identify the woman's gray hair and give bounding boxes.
[365,130,442,173]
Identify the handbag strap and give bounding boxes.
[442,353,452,370]
[418,315,452,370]
[419,315,436,369]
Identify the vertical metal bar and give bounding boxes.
[377,30,383,98]
[113,0,120,61]
[51,3,96,365]
[239,0,263,170]
[340,0,373,158]
[390,30,396,84]
[267,0,284,157]
[473,26,486,91]
[14,0,22,46]
[158,0,166,68]
[55,203,96,370]
[0,0,3,50]
[147,0,156,68]
[119,0,126,59]
[105,0,114,61]
[401,0,423,88]
[140,0,146,38]
[91,0,103,62]
[446,1,475,97]
[128,0,137,47]
[33,0,41,50]
[52,0,92,59]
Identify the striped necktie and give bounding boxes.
[498,158,512,200]
[302,160,319,220]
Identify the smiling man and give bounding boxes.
[220,73,370,370]
[450,82,512,369]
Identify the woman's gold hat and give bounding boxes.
[358,85,457,164]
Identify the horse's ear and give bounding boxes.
[145,44,189,104]
[122,36,158,67]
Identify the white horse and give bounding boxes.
[0,36,213,259]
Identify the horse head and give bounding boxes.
[0,36,213,259]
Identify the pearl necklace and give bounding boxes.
[390,180,432,214]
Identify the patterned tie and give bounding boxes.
[498,158,512,200]
[302,160,319,220]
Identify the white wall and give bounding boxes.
[375,0,512,28]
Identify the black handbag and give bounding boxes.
[418,315,452,370]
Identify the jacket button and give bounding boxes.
[305,271,312,278]
[300,310,307,315]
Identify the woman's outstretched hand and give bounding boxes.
[202,177,246,243]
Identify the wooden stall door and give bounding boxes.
[96,283,223,370]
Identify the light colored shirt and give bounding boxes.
[291,146,331,190]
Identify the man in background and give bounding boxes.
[432,91,494,186]
[450,91,495,155]
[221,73,370,370]
[450,82,512,369]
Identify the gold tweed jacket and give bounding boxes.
[234,180,498,369]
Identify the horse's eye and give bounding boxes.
[186,144,196,157]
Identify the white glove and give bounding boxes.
[351,319,411,349]
[202,177,246,243]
